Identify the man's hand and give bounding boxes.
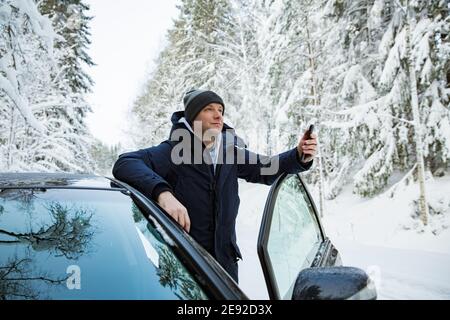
[157,191,191,232]
[297,132,318,164]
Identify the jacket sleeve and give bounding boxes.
[112,142,173,200]
[237,147,313,185]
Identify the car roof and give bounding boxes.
[0,172,119,189]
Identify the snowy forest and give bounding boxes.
[0,0,117,174]
[130,0,450,226]
[1,0,449,225]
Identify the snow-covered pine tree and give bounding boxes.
[0,0,95,172]
[364,0,449,205]
[128,52,186,148]
[278,0,331,216]
[128,0,322,155]
[319,0,449,221]
[39,0,95,94]
[411,0,450,177]
[356,0,450,221]
[38,0,95,171]
[129,0,237,148]
[208,0,257,142]
[0,0,54,135]
[319,0,385,200]
[184,0,235,89]
[1,0,56,170]
[224,0,310,155]
[89,139,122,176]
[319,0,409,198]
[401,0,449,225]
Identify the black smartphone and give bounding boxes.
[301,124,314,162]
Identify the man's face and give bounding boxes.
[193,103,224,135]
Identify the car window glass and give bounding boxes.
[0,188,208,300]
[266,174,323,299]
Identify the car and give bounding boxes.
[0,172,377,300]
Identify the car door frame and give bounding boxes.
[257,172,340,300]
[109,177,249,300]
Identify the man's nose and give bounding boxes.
[214,110,222,119]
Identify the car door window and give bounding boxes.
[266,174,323,299]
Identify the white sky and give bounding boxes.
[85,0,180,147]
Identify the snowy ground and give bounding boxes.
[236,173,450,300]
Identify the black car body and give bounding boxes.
[0,173,376,300]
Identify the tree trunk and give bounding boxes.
[317,141,325,218]
[7,107,16,170]
[405,3,429,226]
[306,20,326,217]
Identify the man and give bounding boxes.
[112,89,317,283]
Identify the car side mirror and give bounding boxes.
[292,266,377,300]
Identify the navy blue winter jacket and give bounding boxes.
[112,111,313,277]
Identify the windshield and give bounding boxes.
[0,188,208,300]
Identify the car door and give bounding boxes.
[257,173,341,300]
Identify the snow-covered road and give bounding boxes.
[331,239,450,299]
